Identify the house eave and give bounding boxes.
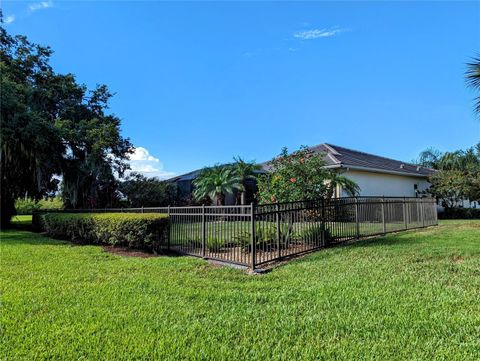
[327,164,432,178]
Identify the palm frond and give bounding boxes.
[326,173,360,197]
[192,164,243,204]
[466,56,480,115]
[466,57,480,89]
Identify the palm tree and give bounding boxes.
[466,56,480,115]
[193,165,241,205]
[232,156,261,205]
[325,172,360,198]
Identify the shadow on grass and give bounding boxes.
[1,231,70,246]
[343,230,433,249]
[353,224,445,247]
[346,235,413,248]
[1,228,184,258]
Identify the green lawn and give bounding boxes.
[9,214,33,226]
[1,218,479,360]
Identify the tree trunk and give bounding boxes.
[216,192,225,206]
[0,190,15,229]
[325,185,334,199]
[241,191,246,205]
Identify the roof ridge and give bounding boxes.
[324,143,422,168]
[326,152,341,165]
[321,143,341,156]
[308,143,342,164]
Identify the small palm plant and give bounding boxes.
[325,172,360,198]
[193,165,241,205]
[232,156,261,205]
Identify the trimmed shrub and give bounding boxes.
[438,208,480,219]
[33,213,169,252]
[16,197,64,215]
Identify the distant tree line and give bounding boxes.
[416,143,480,209]
[119,173,179,207]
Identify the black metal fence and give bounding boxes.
[38,197,437,269]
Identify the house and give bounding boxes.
[309,144,434,198]
[166,143,435,204]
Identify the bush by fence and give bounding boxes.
[15,197,63,215]
[439,207,480,219]
[33,213,169,252]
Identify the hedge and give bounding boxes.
[33,213,169,252]
[438,208,480,219]
[15,197,63,215]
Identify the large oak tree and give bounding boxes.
[0,22,132,227]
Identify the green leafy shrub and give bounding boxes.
[296,224,324,240]
[236,222,328,250]
[231,223,277,249]
[15,197,64,215]
[33,213,169,252]
[205,235,226,251]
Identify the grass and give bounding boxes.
[1,218,479,360]
[10,214,33,226]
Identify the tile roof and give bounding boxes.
[167,143,435,182]
[308,143,435,177]
[166,169,202,182]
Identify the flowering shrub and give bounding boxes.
[257,146,332,203]
[257,146,359,203]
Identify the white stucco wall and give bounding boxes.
[338,169,430,197]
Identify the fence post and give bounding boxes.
[321,198,326,246]
[403,197,407,230]
[407,197,410,229]
[167,205,171,250]
[355,197,360,239]
[276,203,281,260]
[420,198,425,227]
[141,206,144,214]
[250,203,256,271]
[202,204,206,258]
[381,196,386,235]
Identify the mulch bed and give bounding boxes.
[102,245,158,258]
[102,245,183,258]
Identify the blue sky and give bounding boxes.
[3,1,480,178]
